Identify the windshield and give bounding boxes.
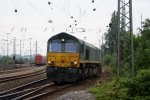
[49,43,61,52]
[48,42,77,52]
[65,43,77,52]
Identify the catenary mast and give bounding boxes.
[117,0,134,76]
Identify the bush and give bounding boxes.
[126,69,150,98]
[0,56,14,65]
[88,79,116,100]
[102,54,116,67]
[88,78,129,100]
[89,69,150,100]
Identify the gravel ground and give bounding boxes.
[56,90,96,100]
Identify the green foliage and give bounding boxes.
[121,18,150,71]
[135,18,150,70]
[97,15,150,100]
[103,16,150,73]
[126,69,150,98]
[88,79,117,100]
[143,18,150,30]
[102,54,116,67]
[102,11,118,55]
[88,78,130,100]
[0,56,14,65]
[89,69,150,100]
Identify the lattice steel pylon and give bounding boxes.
[117,0,134,76]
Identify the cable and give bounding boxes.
[0,1,11,12]
[25,0,48,20]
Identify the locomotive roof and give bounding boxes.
[48,32,100,50]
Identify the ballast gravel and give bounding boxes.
[56,90,96,100]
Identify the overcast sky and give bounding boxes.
[0,0,150,56]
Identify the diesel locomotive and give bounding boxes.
[46,32,101,83]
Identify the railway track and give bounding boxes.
[0,78,49,99]
[0,64,29,71]
[0,64,40,72]
[0,67,33,74]
[0,71,111,100]
[0,67,45,84]
[12,84,70,100]
[0,78,72,100]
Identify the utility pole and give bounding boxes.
[13,37,16,64]
[141,14,143,30]
[101,35,104,58]
[20,40,22,63]
[1,40,6,56]
[29,38,32,67]
[35,41,37,55]
[99,39,101,59]
[117,0,134,76]
[6,33,10,57]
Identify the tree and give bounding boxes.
[0,56,14,65]
[135,18,150,69]
[103,11,118,55]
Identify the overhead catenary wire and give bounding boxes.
[21,0,52,33]
[25,0,48,20]
[12,0,24,36]
[45,0,55,32]
[69,0,108,28]
[0,0,114,56]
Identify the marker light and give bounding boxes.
[62,39,65,42]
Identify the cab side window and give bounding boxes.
[85,49,89,60]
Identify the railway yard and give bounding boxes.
[0,0,149,99]
[0,64,111,100]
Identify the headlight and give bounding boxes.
[71,61,77,66]
[48,61,55,64]
[48,61,51,64]
[74,61,77,65]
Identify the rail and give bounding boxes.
[0,78,49,99]
[0,67,45,84]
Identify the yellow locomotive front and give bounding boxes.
[46,34,81,83]
[47,52,79,68]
